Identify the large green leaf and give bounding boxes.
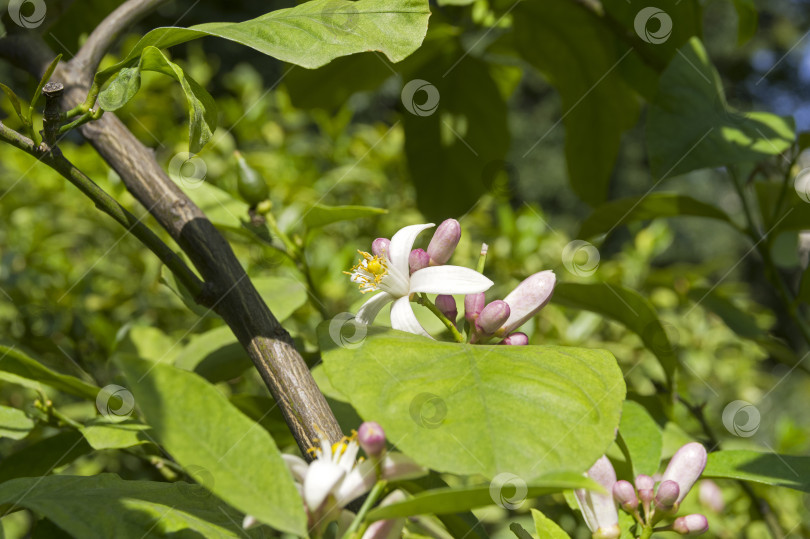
[367,473,600,520]
[99,47,217,154]
[578,193,735,240]
[704,450,810,492]
[0,431,92,483]
[0,405,35,440]
[0,474,258,538]
[617,400,662,477]
[320,327,625,480]
[552,283,677,388]
[731,0,758,45]
[647,38,794,179]
[79,419,152,450]
[118,357,307,535]
[303,203,387,229]
[99,0,431,76]
[514,0,639,206]
[0,344,99,400]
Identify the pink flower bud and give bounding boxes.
[499,270,556,335]
[427,219,461,265]
[409,248,430,274]
[654,480,680,510]
[464,293,486,323]
[372,238,390,258]
[361,490,407,539]
[612,480,638,511]
[476,300,510,335]
[635,474,654,504]
[499,332,529,345]
[358,421,386,458]
[662,442,707,504]
[698,480,725,513]
[435,295,458,322]
[672,514,709,535]
[575,456,619,537]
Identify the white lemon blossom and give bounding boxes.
[348,223,494,337]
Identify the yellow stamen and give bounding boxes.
[345,250,389,293]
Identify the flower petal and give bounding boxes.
[335,459,377,506]
[390,296,432,338]
[381,452,427,481]
[303,460,346,512]
[282,454,308,483]
[388,224,434,278]
[409,266,494,295]
[356,292,394,325]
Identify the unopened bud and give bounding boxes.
[427,219,461,265]
[698,480,724,513]
[499,270,556,335]
[464,293,486,323]
[499,332,529,345]
[435,295,458,322]
[358,421,386,457]
[476,300,510,335]
[662,442,707,504]
[409,248,430,274]
[655,480,680,510]
[361,490,407,539]
[635,474,654,504]
[574,456,619,537]
[372,238,390,258]
[612,480,638,511]
[242,515,258,530]
[672,514,709,535]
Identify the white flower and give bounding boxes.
[348,223,494,337]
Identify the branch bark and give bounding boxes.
[1,0,342,453]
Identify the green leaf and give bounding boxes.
[252,276,309,321]
[0,405,35,440]
[514,0,639,206]
[177,181,249,232]
[618,400,662,477]
[118,357,306,535]
[0,474,258,538]
[647,38,794,179]
[531,508,571,539]
[578,193,735,240]
[79,419,151,450]
[0,431,92,483]
[320,327,625,480]
[552,283,677,388]
[367,473,601,520]
[0,83,25,123]
[704,450,810,492]
[99,47,218,154]
[99,0,431,77]
[0,344,100,400]
[510,522,534,539]
[173,326,250,382]
[303,203,387,229]
[731,0,758,45]
[29,54,62,118]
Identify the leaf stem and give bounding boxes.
[342,480,387,539]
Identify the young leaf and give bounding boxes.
[618,400,662,477]
[578,193,735,240]
[531,508,572,539]
[0,474,259,538]
[118,356,307,535]
[0,405,35,440]
[97,66,141,111]
[0,83,26,124]
[0,344,100,400]
[647,38,794,179]
[303,203,387,229]
[366,473,601,520]
[28,54,62,120]
[320,327,625,480]
[98,0,431,78]
[704,450,810,492]
[551,283,677,389]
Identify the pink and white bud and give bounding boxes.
[499,270,556,335]
[672,514,709,535]
[409,249,430,274]
[361,490,407,539]
[662,443,707,504]
[698,480,725,513]
[372,238,390,258]
[654,480,680,510]
[435,295,458,322]
[358,421,386,458]
[575,456,619,538]
[427,219,461,265]
[464,293,486,323]
[612,480,638,511]
[635,474,655,505]
[499,332,529,345]
[476,300,511,335]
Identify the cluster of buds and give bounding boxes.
[575,443,710,538]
